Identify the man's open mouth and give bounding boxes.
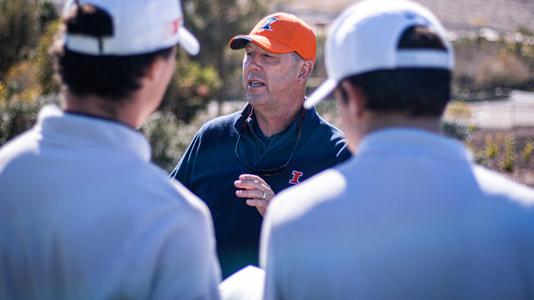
[248,80,266,87]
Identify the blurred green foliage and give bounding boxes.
[0,96,42,145]
[36,19,61,95]
[442,121,471,141]
[161,51,221,123]
[467,131,533,178]
[485,134,498,160]
[453,32,534,101]
[523,139,534,162]
[0,0,40,78]
[141,110,212,172]
[500,134,516,172]
[38,1,59,32]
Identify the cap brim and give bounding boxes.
[303,79,337,109]
[229,35,294,54]
[178,27,200,56]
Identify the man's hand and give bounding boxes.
[234,174,275,217]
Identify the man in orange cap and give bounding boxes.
[170,13,350,278]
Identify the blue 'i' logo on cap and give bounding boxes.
[260,17,278,31]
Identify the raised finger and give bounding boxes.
[234,179,269,192]
[239,174,272,189]
[235,189,265,199]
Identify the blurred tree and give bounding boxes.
[511,27,534,90]
[4,60,41,101]
[36,19,61,95]
[38,1,59,34]
[183,0,267,113]
[0,97,41,146]
[141,111,202,172]
[476,52,529,90]
[0,0,40,79]
[161,51,221,123]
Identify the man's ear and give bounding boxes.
[341,80,365,119]
[297,60,314,81]
[145,57,166,83]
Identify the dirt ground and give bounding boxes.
[468,127,534,187]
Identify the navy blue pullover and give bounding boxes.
[170,104,350,278]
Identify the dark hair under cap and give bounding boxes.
[52,3,173,106]
[341,25,451,118]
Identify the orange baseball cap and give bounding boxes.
[229,12,316,62]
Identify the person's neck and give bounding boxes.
[365,113,441,134]
[253,93,305,137]
[63,92,139,128]
[352,112,442,150]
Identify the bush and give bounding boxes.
[0,98,41,145]
[475,52,529,89]
[500,134,516,172]
[442,121,470,141]
[36,19,61,95]
[160,51,221,123]
[0,0,40,79]
[523,139,533,162]
[485,134,498,159]
[0,81,59,146]
[38,1,58,33]
[141,109,212,172]
[3,60,42,101]
[445,101,472,121]
[453,35,534,101]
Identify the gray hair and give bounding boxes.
[291,52,303,63]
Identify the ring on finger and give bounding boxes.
[261,190,266,200]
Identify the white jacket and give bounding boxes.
[0,105,221,300]
[262,128,534,300]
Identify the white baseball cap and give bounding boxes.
[62,0,200,56]
[304,0,454,109]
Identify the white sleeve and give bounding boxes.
[151,209,221,300]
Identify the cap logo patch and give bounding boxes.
[260,17,278,32]
[169,18,182,36]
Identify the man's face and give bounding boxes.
[242,43,301,107]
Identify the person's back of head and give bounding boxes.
[304,0,454,151]
[341,25,451,118]
[305,0,453,119]
[53,4,174,102]
[52,0,200,125]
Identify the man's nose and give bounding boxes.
[246,54,261,71]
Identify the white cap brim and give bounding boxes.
[178,28,200,56]
[304,79,337,109]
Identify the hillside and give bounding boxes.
[276,0,534,33]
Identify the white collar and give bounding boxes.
[356,127,472,163]
[35,105,151,162]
